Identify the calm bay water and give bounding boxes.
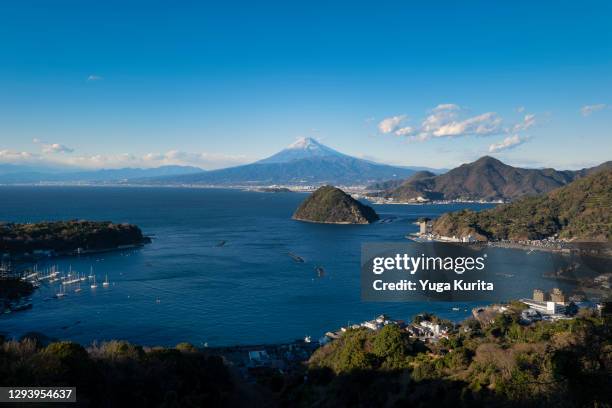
[0,187,573,346]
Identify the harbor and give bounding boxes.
[1,261,114,315]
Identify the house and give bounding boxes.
[362,320,382,330]
[419,320,443,336]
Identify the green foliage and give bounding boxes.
[432,168,612,241]
[299,311,611,408]
[0,220,149,254]
[43,341,88,361]
[371,324,412,369]
[90,340,143,361]
[0,338,236,406]
[293,185,379,224]
[309,325,415,374]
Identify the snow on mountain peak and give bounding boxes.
[257,137,345,164]
[287,137,322,150]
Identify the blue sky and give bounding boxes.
[0,1,611,170]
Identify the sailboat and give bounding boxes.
[90,275,98,289]
[55,285,66,298]
[88,266,95,279]
[75,280,82,293]
[102,274,110,287]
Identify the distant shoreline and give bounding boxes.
[0,184,508,206]
[406,233,612,257]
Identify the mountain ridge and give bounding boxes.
[378,156,612,202]
[431,166,612,241]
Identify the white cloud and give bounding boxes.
[394,126,414,136]
[431,112,502,138]
[488,134,530,153]
[516,106,525,113]
[87,75,103,81]
[580,104,607,117]
[0,146,249,170]
[377,115,407,134]
[410,105,502,141]
[0,150,35,161]
[33,139,74,154]
[55,150,249,169]
[43,143,74,154]
[380,104,541,146]
[432,103,460,112]
[511,113,536,132]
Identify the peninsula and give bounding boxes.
[292,185,379,224]
[0,220,151,257]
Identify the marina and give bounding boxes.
[10,263,113,305]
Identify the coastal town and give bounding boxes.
[215,286,609,382]
[408,219,611,256]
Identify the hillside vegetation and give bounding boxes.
[0,220,150,254]
[432,168,612,241]
[0,337,239,407]
[285,309,611,407]
[1,307,609,407]
[292,186,379,224]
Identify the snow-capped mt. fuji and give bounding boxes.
[257,137,348,164]
[145,138,416,186]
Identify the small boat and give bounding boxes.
[452,307,460,311]
[22,271,38,281]
[102,274,109,287]
[315,266,325,277]
[90,275,98,289]
[55,285,66,298]
[288,252,305,263]
[215,240,227,247]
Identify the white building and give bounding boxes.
[521,299,566,315]
[419,320,442,336]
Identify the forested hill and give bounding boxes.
[432,167,612,241]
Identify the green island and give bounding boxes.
[432,167,612,242]
[293,185,379,224]
[0,220,151,257]
[1,303,609,407]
